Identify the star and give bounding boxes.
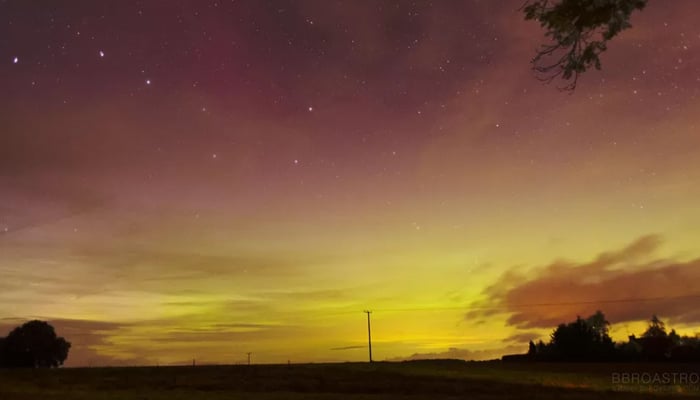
[99,50,105,58]
[293,159,299,165]
[13,57,18,64]
[212,153,217,159]
[308,106,313,112]
[145,79,151,85]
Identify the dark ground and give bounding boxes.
[0,360,698,399]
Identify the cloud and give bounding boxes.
[330,345,366,351]
[388,345,525,362]
[467,235,700,328]
[0,178,107,239]
[501,332,543,345]
[0,318,145,367]
[0,244,326,300]
[0,315,303,366]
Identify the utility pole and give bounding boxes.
[247,352,252,366]
[364,310,373,363]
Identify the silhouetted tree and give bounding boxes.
[616,335,642,362]
[549,315,615,361]
[0,320,71,368]
[535,339,550,359]
[528,340,537,356]
[585,310,610,340]
[668,334,700,361]
[519,311,615,361]
[679,335,700,348]
[668,329,681,346]
[523,0,648,90]
[507,311,700,363]
[636,315,673,361]
[642,315,667,338]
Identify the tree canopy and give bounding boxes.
[642,314,667,338]
[523,0,648,90]
[0,320,71,368]
[520,313,700,362]
[548,311,615,361]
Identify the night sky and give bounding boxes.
[1,0,700,366]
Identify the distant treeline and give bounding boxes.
[503,312,700,362]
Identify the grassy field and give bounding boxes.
[1,360,698,399]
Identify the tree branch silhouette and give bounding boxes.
[523,0,648,91]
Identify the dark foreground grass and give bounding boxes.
[1,360,698,399]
